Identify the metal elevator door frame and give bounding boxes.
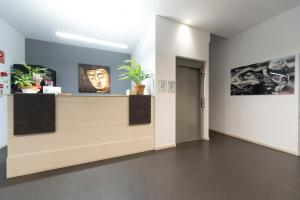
[176,57,205,144]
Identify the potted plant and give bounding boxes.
[24,64,47,91]
[118,59,152,95]
[11,64,47,93]
[12,72,35,93]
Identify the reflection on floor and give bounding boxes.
[0,132,300,200]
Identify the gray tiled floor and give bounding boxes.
[1,132,300,200]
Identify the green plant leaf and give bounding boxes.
[117,58,152,85]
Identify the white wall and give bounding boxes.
[132,17,156,95]
[0,17,25,148]
[155,16,210,149]
[210,6,300,155]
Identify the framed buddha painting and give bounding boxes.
[79,64,110,93]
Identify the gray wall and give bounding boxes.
[26,39,131,94]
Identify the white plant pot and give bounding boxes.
[22,88,38,94]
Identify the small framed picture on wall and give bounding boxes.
[168,81,176,93]
[0,50,5,64]
[158,80,168,93]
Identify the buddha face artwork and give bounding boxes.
[79,64,110,93]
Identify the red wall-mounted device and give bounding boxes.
[0,71,8,77]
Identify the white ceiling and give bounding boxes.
[157,0,300,36]
[0,0,300,53]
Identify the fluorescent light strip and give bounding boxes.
[56,32,128,49]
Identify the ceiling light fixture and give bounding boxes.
[56,31,128,49]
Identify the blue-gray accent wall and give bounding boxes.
[25,39,131,94]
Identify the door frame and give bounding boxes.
[175,56,205,143]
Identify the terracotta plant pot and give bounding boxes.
[134,84,145,95]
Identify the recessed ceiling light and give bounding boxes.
[185,19,191,25]
[56,31,128,49]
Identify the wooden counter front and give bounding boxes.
[7,95,155,178]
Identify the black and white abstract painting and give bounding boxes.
[231,55,295,95]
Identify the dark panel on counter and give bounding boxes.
[14,94,56,135]
[129,95,151,125]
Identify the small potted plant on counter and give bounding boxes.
[26,64,47,91]
[12,72,35,93]
[118,58,152,95]
[12,64,47,93]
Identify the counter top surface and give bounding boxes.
[6,93,154,97]
[58,94,130,97]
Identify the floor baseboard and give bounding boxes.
[210,129,299,157]
[155,143,176,151]
[202,136,210,141]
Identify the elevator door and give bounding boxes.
[176,66,200,144]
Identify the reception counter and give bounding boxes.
[6,95,155,178]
